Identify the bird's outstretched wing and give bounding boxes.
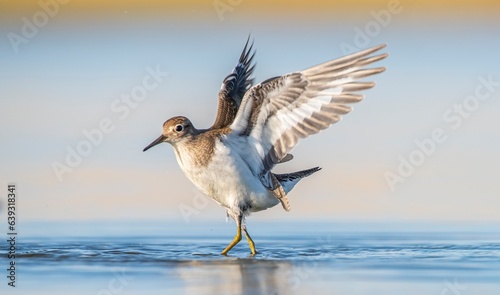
[228,44,387,208]
[212,37,256,129]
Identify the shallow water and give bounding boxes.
[1,221,500,294]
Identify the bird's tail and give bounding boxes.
[274,167,321,194]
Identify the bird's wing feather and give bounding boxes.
[229,44,387,182]
[212,37,256,129]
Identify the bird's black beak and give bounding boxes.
[143,134,166,152]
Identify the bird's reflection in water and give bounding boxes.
[175,259,294,294]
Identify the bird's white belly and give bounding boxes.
[174,141,279,213]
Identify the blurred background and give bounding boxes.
[1,0,499,225]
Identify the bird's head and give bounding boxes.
[143,116,194,152]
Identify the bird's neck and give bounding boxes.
[172,130,217,169]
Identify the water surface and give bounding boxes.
[1,221,499,294]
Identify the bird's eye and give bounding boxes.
[174,124,184,132]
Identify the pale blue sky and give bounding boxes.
[1,12,499,222]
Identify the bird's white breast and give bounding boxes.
[173,138,279,214]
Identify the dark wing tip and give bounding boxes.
[213,37,257,129]
[221,36,257,101]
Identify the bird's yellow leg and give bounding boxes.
[243,228,257,255]
[221,222,242,255]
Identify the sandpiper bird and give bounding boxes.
[143,38,387,255]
